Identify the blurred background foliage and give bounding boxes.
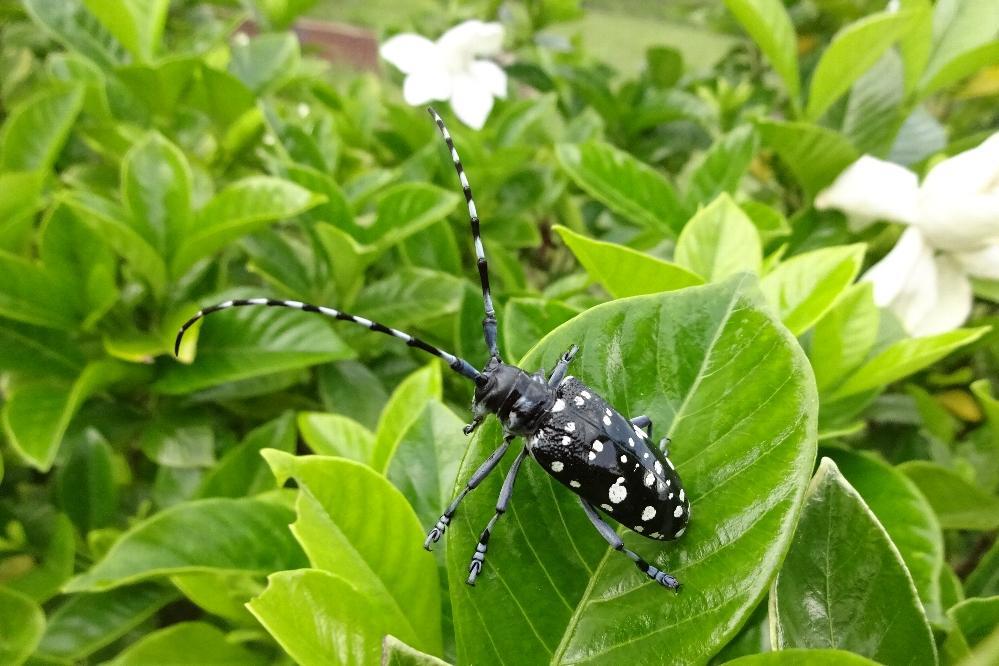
[0,0,997,664]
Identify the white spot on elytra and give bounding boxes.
[570,480,581,488]
[602,415,611,426]
[679,489,685,502]
[654,460,663,475]
[643,452,650,459]
[592,440,604,452]
[574,396,584,407]
[666,458,675,470]
[552,399,566,412]
[634,525,644,533]
[674,505,683,518]
[551,461,564,473]
[642,506,656,521]
[588,452,596,461]
[620,455,628,463]
[644,472,655,487]
[600,503,614,512]
[561,436,571,446]
[581,391,591,399]
[669,492,674,499]
[609,477,627,503]
[649,532,662,539]
[674,527,686,537]
[628,438,635,447]
[565,422,575,432]
[605,408,612,415]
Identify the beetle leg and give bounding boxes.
[425,435,514,550]
[467,446,529,585]
[629,415,652,435]
[578,498,681,591]
[547,344,580,387]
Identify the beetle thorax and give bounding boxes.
[473,361,554,435]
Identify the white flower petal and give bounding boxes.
[403,70,452,106]
[815,156,919,227]
[908,255,973,336]
[917,132,999,251]
[469,60,507,98]
[438,20,504,60]
[380,34,439,75]
[951,242,999,280]
[863,227,934,307]
[450,74,494,129]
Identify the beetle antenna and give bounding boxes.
[427,107,500,361]
[174,298,484,382]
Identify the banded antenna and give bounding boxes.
[427,107,499,361]
[174,298,483,382]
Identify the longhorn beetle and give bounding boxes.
[175,107,689,590]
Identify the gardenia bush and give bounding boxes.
[0,0,997,665]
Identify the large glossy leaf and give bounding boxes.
[170,177,324,277]
[198,412,296,498]
[105,621,266,666]
[64,497,306,592]
[0,85,83,171]
[830,326,989,399]
[249,568,415,666]
[262,452,442,653]
[450,274,817,664]
[371,363,442,474]
[675,194,762,281]
[157,303,353,394]
[757,120,859,196]
[760,244,865,336]
[805,11,917,121]
[809,284,879,396]
[84,0,168,62]
[556,141,682,234]
[725,650,880,665]
[899,461,999,530]
[357,183,460,251]
[35,584,177,661]
[56,429,118,533]
[0,587,44,666]
[771,459,937,665]
[723,0,801,107]
[824,448,943,622]
[120,132,192,261]
[942,596,999,662]
[554,225,702,298]
[298,412,375,463]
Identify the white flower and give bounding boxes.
[380,20,507,130]
[816,133,999,337]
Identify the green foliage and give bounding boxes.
[0,0,996,664]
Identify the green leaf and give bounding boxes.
[760,244,865,336]
[63,497,306,592]
[556,141,682,234]
[169,572,261,623]
[371,363,442,473]
[682,125,759,213]
[806,10,917,121]
[359,183,461,251]
[555,225,703,298]
[83,0,168,62]
[140,421,215,469]
[35,584,177,661]
[0,320,83,377]
[899,461,999,531]
[297,412,375,463]
[0,250,80,330]
[966,537,999,598]
[56,429,118,533]
[0,85,83,171]
[809,283,880,395]
[830,326,990,399]
[199,413,296,498]
[771,458,937,664]
[383,635,452,666]
[2,514,75,602]
[156,303,353,394]
[502,297,583,363]
[757,120,860,196]
[171,176,324,277]
[105,621,266,666]
[899,0,934,95]
[388,400,467,529]
[249,569,417,666]
[920,0,999,95]
[943,597,999,662]
[116,57,200,118]
[3,360,135,472]
[842,50,906,155]
[450,275,817,664]
[723,0,801,107]
[121,132,192,261]
[921,40,999,95]
[229,33,300,94]
[674,194,762,281]
[23,0,126,69]
[0,587,44,666]
[724,649,881,665]
[262,451,442,653]
[824,448,944,623]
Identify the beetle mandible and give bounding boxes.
[175,107,689,590]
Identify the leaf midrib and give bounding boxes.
[551,279,746,664]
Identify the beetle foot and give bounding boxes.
[424,517,449,550]
[647,565,681,591]
[466,542,488,585]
